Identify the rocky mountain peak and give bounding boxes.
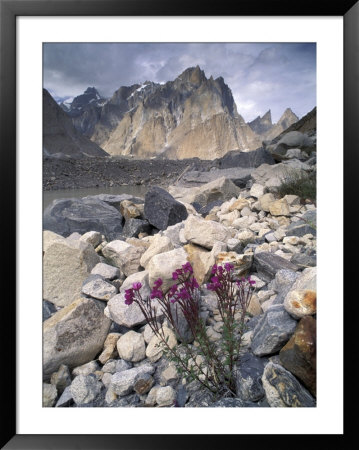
[277,108,299,128]
[84,87,99,96]
[262,110,272,122]
[248,110,273,135]
[177,65,206,85]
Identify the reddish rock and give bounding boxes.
[279,316,316,396]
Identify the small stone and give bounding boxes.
[102,359,132,374]
[50,364,71,394]
[145,386,160,406]
[269,198,290,216]
[120,200,142,220]
[43,300,57,321]
[110,364,155,397]
[156,386,176,407]
[102,373,113,388]
[237,230,255,246]
[240,206,253,217]
[117,331,146,362]
[250,183,265,198]
[160,364,179,386]
[143,324,156,344]
[259,193,276,212]
[102,240,145,277]
[227,238,243,253]
[247,294,263,316]
[43,383,58,407]
[91,262,120,280]
[283,236,300,245]
[80,231,102,248]
[134,373,155,395]
[145,327,177,362]
[72,360,100,377]
[251,304,297,356]
[105,386,118,404]
[216,251,253,277]
[140,235,174,268]
[284,289,316,319]
[229,198,250,212]
[98,333,121,364]
[82,276,117,301]
[70,374,102,405]
[206,326,221,342]
[283,195,301,206]
[55,386,73,407]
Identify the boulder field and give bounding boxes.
[43,156,317,408]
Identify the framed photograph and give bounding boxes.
[1,0,356,448]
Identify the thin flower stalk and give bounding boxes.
[124,262,255,397]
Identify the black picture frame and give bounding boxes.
[1,0,356,448]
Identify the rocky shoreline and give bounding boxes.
[42,150,317,408]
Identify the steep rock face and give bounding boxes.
[89,66,262,159]
[248,110,273,135]
[274,107,316,140]
[248,108,299,142]
[60,87,107,137]
[264,108,299,141]
[43,89,108,158]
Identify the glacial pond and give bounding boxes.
[43,185,149,211]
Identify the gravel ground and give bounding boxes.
[43,156,215,191]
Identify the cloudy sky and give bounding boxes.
[43,42,316,123]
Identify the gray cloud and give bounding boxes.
[43,42,316,122]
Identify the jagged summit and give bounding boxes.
[248,107,298,141]
[262,110,272,121]
[248,110,273,135]
[85,66,261,159]
[177,65,206,85]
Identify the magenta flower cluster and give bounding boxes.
[123,261,257,396]
[124,281,142,305]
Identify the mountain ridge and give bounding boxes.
[51,66,303,160]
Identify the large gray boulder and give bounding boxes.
[235,352,268,402]
[144,186,188,230]
[182,167,254,188]
[251,160,311,190]
[251,304,297,356]
[253,252,299,283]
[43,197,124,240]
[169,176,240,207]
[217,147,275,169]
[262,362,316,407]
[43,297,111,379]
[276,131,314,149]
[183,214,231,250]
[43,237,100,307]
[101,240,145,277]
[83,193,144,212]
[286,210,317,237]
